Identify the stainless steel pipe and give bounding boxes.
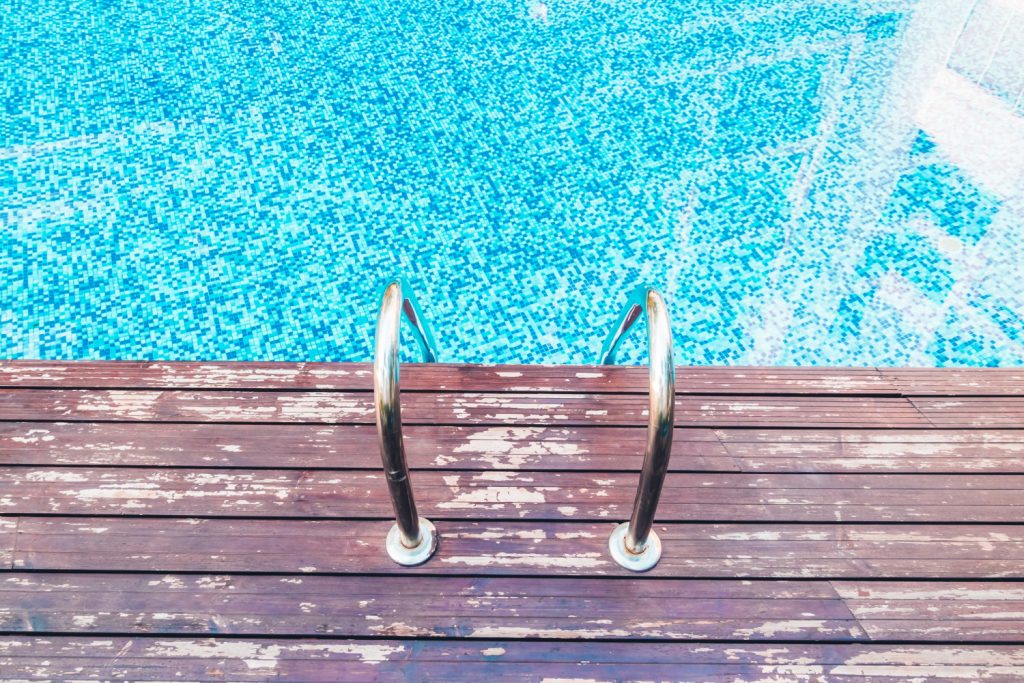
[374,279,439,566]
[597,287,675,571]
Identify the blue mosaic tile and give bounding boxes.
[1,0,1022,366]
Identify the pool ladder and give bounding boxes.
[373,279,675,571]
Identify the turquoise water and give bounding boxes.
[2,0,1023,364]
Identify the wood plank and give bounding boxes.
[0,361,901,394]
[6,422,1024,472]
[7,362,1019,396]
[12,517,1024,578]
[833,582,1024,641]
[716,428,1024,473]
[0,573,865,640]
[884,368,1024,396]
[0,423,732,471]
[0,389,937,427]
[5,469,1022,522]
[0,517,15,569]
[912,398,1024,427]
[5,573,1024,642]
[4,638,1024,682]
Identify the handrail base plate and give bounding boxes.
[386,518,438,566]
[608,522,662,572]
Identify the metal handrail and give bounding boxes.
[597,287,675,571]
[374,279,439,566]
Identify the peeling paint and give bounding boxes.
[26,470,89,483]
[442,552,605,568]
[147,576,186,589]
[10,429,55,444]
[437,486,555,510]
[369,621,433,637]
[554,530,596,540]
[452,427,585,469]
[459,528,548,541]
[712,531,784,541]
[148,640,405,667]
[472,626,631,639]
[736,620,829,638]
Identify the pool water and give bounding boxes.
[3,0,1023,365]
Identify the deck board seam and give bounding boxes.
[6,419,1022,430]
[3,631,1023,646]
[11,464,1024,475]
[9,513,1024,526]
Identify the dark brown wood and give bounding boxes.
[7,422,1024,472]
[714,428,1024,472]
[5,639,1023,683]
[912,397,1024,427]
[6,573,1024,641]
[3,362,1023,678]
[11,517,1024,578]
[4,468,1021,521]
[4,361,1019,396]
[0,422,731,471]
[0,361,898,394]
[886,368,1024,396]
[0,388,953,427]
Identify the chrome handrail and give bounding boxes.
[597,287,675,571]
[374,278,439,566]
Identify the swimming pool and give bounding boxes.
[3,0,1022,365]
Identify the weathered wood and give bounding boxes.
[5,468,1021,521]
[0,573,862,641]
[715,428,1024,473]
[6,573,1024,641]
[6,422,1024,473]
[5,362,1020,396]
[0,361,900,394]
[832,581,1024,641]
[4,361,1023,679]
[0,422,730,471]
[11,517,1024,578]
[0,516,14,569]
[0,389,944,427]
[4,638,1024,682]
[912,398,1024,427]
[7,422,1024,473]
[6,638,1024,682]
[886,368,1024,396]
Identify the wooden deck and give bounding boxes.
[2,361,1024,681]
